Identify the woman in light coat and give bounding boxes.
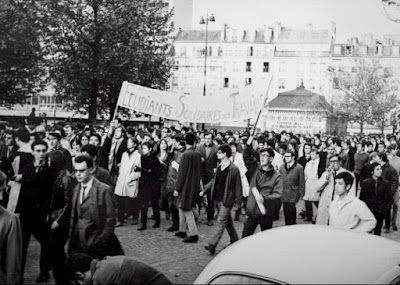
[230,141,249,221]
[303,150,322,222]
[115,137,141,226]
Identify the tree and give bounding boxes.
[34,0,174,123]
[328,58,398,135]
[0,0,46,107]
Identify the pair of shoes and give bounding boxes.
[207,220,214,226]
[116,221,124,227]
[131,218,139,225]
[204,244,216,254]
[166,213,171,220]
[137,224,147,231]
[36,273,50,283]
[175,231,187,238]
[166,225,179,232]
[152,222,160,229]
[393,225,398,231]
[384,228,390,234]
[183,235,199,243]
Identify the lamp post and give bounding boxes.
[199,13,215,130]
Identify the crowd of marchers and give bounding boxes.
[0,115,399,284]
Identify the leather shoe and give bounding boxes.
[207,220,214,226]
[36,273,49,283]
[137,224,147,231]
[166,213,171,220]
[393,225,398,231]
[182,235,199,243]
[152,222,160,229]
[204,244,216,254]
[175,231,187,238]
[384,228,390,234]
[166,225,179,232]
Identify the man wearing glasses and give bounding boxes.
[314,154,356,226]
[242,147,283,238]
[68,155,123,260]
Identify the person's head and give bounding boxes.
[31,140,48,163]
[53,125,66,139]
[370,161,383,179]
[257,137,266,149]
[158,139,168,152]
[185,133,197,146]
[341,140,349,150]
[72,137,82,152]
[328,154,342,171]
[63,253,93,284]
[389,144,398,156]
[80,134,89,146]
[14,128,30,145]
[47,150,66,172]
[304,143,312,155]
[80,144,98,161]
[378,141,386,153]
[127,137,139,151]
[161,127,170,139]
[4,130,15,146]
[74,155,94,184]
[204,132,213,147]
[142,141,154,155]
[310,147,319,161]
[229,141,238,155]
[48,132,61,149]
[283,150,296,164]
[327,145,336,156]
[114,126,126,140]
[64,124,76,136]
[217,144,232,160]
[357,141,366,152]
[376,152,388,165]
[259,147,275,167]
[334,172,354,197]
[278,143,288,156]
[89,133,101,147]
[172,133,185,150]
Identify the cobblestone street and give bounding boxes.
[24,207,400,284]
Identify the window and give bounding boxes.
[179,47,187,57]
[172,77,178,87]
[247,46,254,56]
[233,62,238,72]
[246,62,252,72]
[245,78,252,86]
[32,96,39,105]
[218,46,223,56]
[224,78,229,88]
[263,62,269,72]
[278,79,285,89]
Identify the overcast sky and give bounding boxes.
[191,0,400,42]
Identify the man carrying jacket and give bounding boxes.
[242,147,283,238]
[201,144,242,255]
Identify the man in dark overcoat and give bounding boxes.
[174,133,202,243]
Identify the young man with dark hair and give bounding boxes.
[16,140,52,283]
[202,144,242,255]
[48,132,73,172]
[174,133,202,243]
[63,253,172,284]
[329,171,376,232]
[80,144,114,187]
[68,155,123,259]
[242,147,283,237]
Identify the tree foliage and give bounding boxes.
[329,59,399,134]
[33,0,174,122]
[0,0,46,106]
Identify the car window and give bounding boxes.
[390,275,400,284]
[209,273,283,284]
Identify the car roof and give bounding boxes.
[195,225,400,284]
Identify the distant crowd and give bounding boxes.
[0,114,399,284]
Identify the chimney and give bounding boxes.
[273,22,282,39]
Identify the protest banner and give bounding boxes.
[115,77,272,123]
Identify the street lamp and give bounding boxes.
[199,13,215,97]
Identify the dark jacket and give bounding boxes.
[176,147,202,211]
[48,169,76,229]
[242,143,259,183]
[139,154,162,198]
[279,162,305,203]
[360,177,392,214]
[0,143,18,177]
[165,147,185,193]
[69,178,123,259]
[204,163,243,208]
[197,143,219,185]
[93,166,114,187]
[246,164,282,217]
[382,162,399,195]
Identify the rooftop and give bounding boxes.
[276,28,330,44]
[174,29,221,43]
[268,84,330,110]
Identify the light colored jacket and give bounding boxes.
[114,150,141,198]
[304,158,321,201]
[231,152,250,197]
[315,167,356,226]
[329,194,376,233]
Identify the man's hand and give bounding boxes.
[199,191,204,197]
[51,221,59,229]
[173,190,179,197]
[247,135,254,145]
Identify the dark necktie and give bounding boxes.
[81,186,87,203]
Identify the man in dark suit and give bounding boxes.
[68,155,123,260]
[0,130,18,178]
[196,132,219,226]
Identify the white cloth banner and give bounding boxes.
[116,79,271,123]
